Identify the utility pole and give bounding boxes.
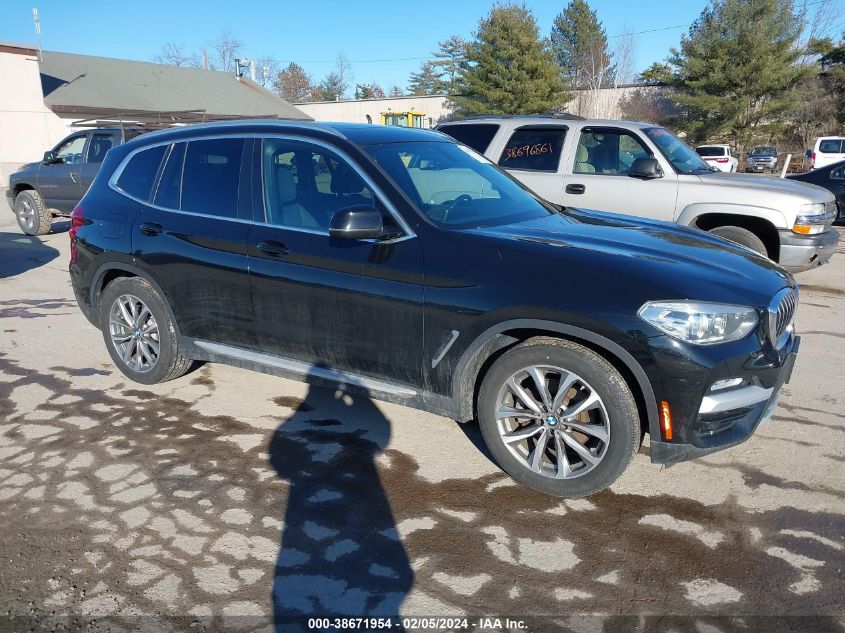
[201,49,209,70]
[250,58,256,82]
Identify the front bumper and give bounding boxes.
[746,160,776,172]
[5,188,14,211]
[649,334,799,465]
[778,228,839,272]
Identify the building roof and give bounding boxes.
[38,50,310,121]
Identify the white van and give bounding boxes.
[810,136,845,169]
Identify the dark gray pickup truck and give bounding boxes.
[6,128,141,235]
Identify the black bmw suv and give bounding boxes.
[69,120,799,497]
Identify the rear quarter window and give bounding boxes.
[819,139,844,153]
[498,127,566,172]
[116,145,167,201]
[437,124,500,154]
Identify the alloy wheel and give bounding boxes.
[108,294,160,373]
[16,198,35,232]
[495,365,610,479]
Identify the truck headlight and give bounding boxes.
[793,201,836,235]
[638,301,759,345]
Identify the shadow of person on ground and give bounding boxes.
[268,374,412,631]
[0,231,61,279]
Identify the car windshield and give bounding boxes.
[696,146,726,157]
[751,146,777,156]
[362,141,554,228]
[644,127,714,174]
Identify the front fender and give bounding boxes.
[677,203,789,230]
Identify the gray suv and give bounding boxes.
[6,128,139,235]
[437,116,838,273]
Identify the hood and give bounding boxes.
[696,172,833,203]
[466,209,793,308]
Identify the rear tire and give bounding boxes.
[14,190,52,236]
[707,225,767,257]
[99,276,191,384]
[477,337,640,497]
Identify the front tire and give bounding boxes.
[14,190,52,235]
[477,337,640,497]
[99,276,191,384]
[707,225,767,257]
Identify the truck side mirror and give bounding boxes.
[629,157,663,180]
[804,149,812,159]
[43,150,57,164]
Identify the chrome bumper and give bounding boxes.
[778,228,839,272]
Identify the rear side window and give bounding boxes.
[832,165,845,180]
[181,138,245,217]
[86,134,114,164]
[116,145,167,201]
[438,124,500,154]
[153,143,186,209]
[499,127,566,172]
[819,139,843,153]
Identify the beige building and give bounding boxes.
[0,42,308,187]
[296,85,664,127]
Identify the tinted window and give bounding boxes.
[831,165,845,180]
[153,143,185,209]
[365,141,552,229]
[116,145,167,201]
[262,138,382,231]
[819,139,843,153]
[574,129,651,175]
[498,128,566,171]
[696,146,727,157]
[87,134,114,164]
[54,135,87,165]
[181,138,245,217]
[438,124,500,154]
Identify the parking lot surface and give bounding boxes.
[0,212,843,631]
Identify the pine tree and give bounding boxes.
[408,61,443,95]
[550,0,613,89]
[453,4,567,115]
[667,0,806,152]
[432,36,467,93]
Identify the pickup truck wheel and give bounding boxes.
[477,337,640,497]
[14,190,52,236]
[707,225,767,257]
[99,276,192,385]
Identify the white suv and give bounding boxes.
[436,116,838,273]
[809,136,845,170]
[695,144,738,172]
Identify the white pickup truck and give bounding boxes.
[437,116,839,273]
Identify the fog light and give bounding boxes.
[710,377,743,392]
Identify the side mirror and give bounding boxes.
[805,149,812,159]
[629,157,662,180]
[43,150,57,164]
[329,207,384,240]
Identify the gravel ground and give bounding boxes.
[0,209,843,632]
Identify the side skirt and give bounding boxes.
[184,338,459,420]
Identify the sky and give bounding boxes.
[1,0,840,93]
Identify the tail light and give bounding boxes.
[69,204,83,265]
[811,152,816,169]
[716,158,729,163]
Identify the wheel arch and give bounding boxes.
[89,262,170,317]
[12,182,37,197]
[680,205,784,261]
[452,319,659,440]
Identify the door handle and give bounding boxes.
[257,240,289,256]
[139,222,164,236]
[565,183,586,194]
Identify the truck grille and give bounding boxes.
[768,288,798,348]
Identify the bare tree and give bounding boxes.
[334,52,353,99]
[795,0,843,65]
[213,29,242,73]
[254,55,280,89]
[154,42,200,68]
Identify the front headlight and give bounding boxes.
[793,201,836,234]
[638,301,759,345]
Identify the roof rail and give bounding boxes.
[460,113,586,121]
